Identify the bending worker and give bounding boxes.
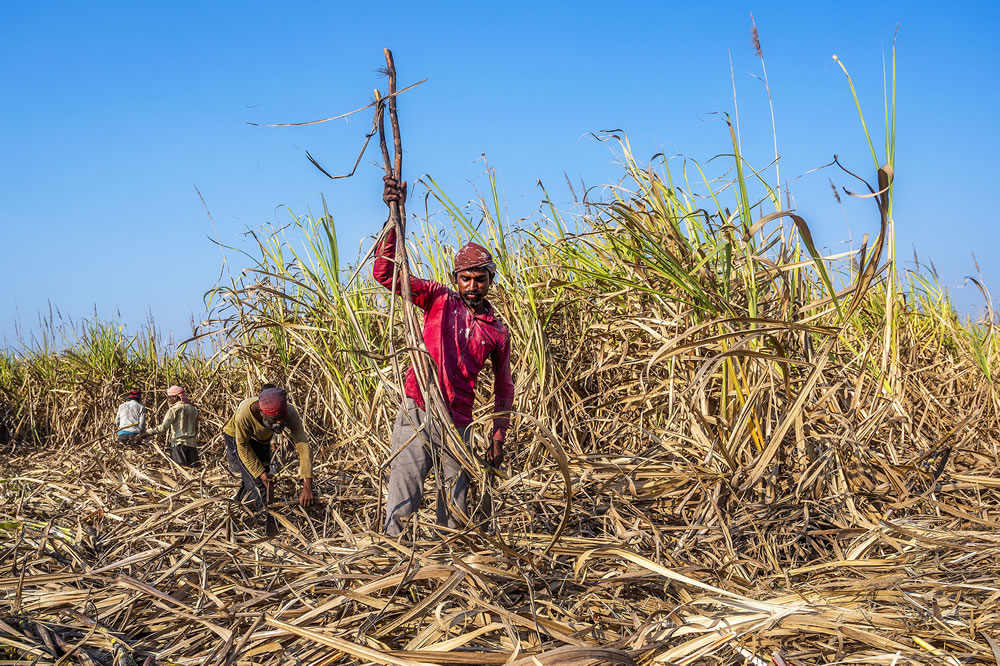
[222,387,315,529]
[115,390,146,444]
[375,176,515,536]
[144,385,199,467]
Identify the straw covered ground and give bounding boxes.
[2,406,1000,666]
[4,56,1000,663]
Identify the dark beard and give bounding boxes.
[462,292,484,308]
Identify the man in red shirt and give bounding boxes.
[375,176,515,537]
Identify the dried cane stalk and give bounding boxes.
[377,49,482,535]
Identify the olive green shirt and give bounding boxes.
[146,401,198,446]
[223,397,313,479]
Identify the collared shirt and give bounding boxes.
[374,225,515,441]
[222,398,313,479]
[146,401,198,446]
[115,400,146,435]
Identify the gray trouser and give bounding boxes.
[384,398,471,536]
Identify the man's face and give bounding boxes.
[167,395,179,405]
[261,414,285,433]
[454,268,491,308]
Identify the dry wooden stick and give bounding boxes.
[376,49,480,486]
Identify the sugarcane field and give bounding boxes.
[3,6,1000,666]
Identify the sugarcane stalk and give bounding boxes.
[377,50,480,535]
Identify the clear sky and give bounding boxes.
[2,1,998,348]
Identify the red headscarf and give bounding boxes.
[258,387,288,419]
[453,242,497,276]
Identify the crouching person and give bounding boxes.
[222,387,315,535]
[115,390,146,445]
[145,385,199,467]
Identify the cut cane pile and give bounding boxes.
[3,130,1000,663]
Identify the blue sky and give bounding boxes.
[2,1,998,348]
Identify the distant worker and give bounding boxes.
[375,176,515,536]
[115,390,146,444]
[144,385,200,467]
[222,387,315,534]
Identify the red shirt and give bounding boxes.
[374,226,514,441]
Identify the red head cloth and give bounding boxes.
[453,242,497,276]
[127,390,141,401]
[258,387,288,419]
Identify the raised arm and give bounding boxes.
[373,177,441,310]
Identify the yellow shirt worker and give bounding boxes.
[222,387,315,535]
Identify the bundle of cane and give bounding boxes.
[374,49,483,538]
